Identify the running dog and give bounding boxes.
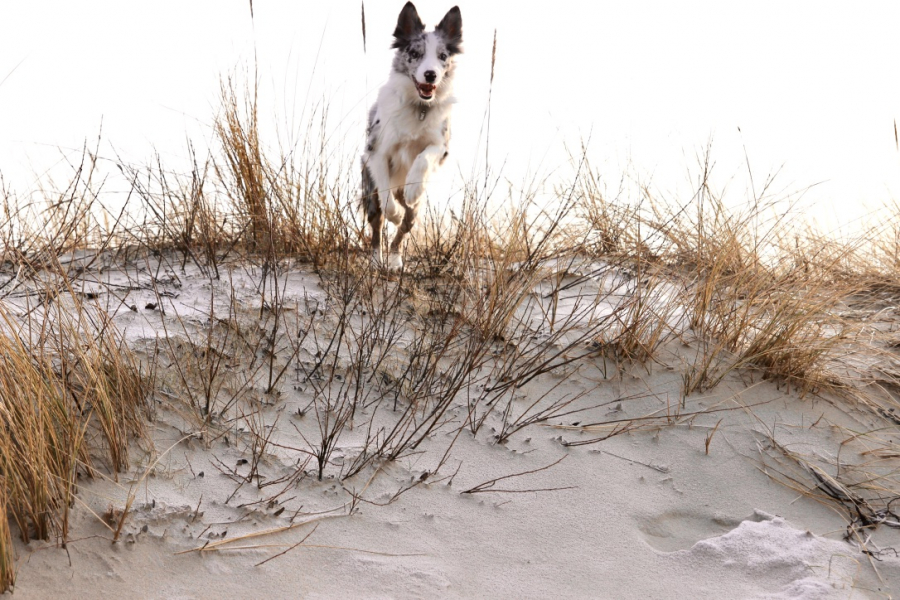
[361,2,462,269]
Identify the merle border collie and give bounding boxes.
[361,2,462,269]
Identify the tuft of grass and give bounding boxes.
[577,147,864,399]
[0,489,13,594]
[213,75,355,269]
[0,275,149,592]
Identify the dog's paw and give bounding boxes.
[387,252,404,270]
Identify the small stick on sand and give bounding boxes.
[254,524,318,567]
[175,509,345,555]
[461,455,574,494]
[602,450,669,473]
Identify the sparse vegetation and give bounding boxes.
[2,73,900,595]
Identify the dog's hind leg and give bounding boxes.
[362,162,385,263]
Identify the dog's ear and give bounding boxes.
[392,2,425,47]
[436,7,462,54]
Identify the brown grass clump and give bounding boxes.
[216,76,271,255]
[0,279,150,592]
[212,75,356,268]
[576,149,865,398]
[0,490,13,593]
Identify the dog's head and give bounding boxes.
[391,2,462,103]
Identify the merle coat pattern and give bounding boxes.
[361,2,462,269]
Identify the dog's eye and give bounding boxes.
[439,53,448,61]
[409,50,419,59]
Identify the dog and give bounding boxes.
[361,2,462,269]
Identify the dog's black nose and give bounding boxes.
[424,71,436,83]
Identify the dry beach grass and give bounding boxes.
[1,79,900,596]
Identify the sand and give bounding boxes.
[6,255,900,599]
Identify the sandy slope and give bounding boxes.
[7,256,900,599]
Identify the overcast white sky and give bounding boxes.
[1,1,898,230]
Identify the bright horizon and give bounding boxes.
[1,1,898,234]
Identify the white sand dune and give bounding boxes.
[7,257,900,599]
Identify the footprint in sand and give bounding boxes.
[637,510,765,552]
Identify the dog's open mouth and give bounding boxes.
[415,80,436,100]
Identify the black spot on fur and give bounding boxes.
[361,162,379,218]
[366,107,380,153]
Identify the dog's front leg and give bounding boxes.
[383,144,446,270]
[404,144,446,207]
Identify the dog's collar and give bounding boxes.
[418,105,428,121]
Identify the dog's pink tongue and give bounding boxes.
[419,83,435,95]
